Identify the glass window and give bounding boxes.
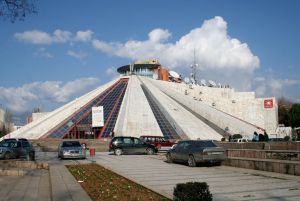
[12,141,21,148]
[194,141,216,147]
[62,141,81,147]
[134,138,143,144]
[123,138,133,144]
[21,141,30,148]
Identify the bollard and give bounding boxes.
[89,148,95,156]
[89,148,95,163]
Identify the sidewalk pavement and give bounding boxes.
[0,152,92,201]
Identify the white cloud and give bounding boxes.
[255,77,300,98]
[34,48,53,58]
[105,67,119,79]
[105,67,115,75]
[67,50,87,60]
[92,16,259,72]
[15,29,92,44]
[14,30,52,44]
[53,29,72,43]
[75,30,94,42]
[0,77,100,113]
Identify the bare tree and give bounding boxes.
[4,109,12,123]
[0,0,37,23]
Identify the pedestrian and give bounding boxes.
[264,131,269,142]
[252,131,258,142]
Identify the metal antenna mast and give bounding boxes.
[190,48,198,84]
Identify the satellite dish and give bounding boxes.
[184,77,190,84]
[169,71,180,79]
[200,79,206,86]
[208,80,216,87]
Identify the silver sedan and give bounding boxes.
[58,141,86,159]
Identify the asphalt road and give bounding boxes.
[91,152,300,201]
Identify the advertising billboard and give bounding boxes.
[92,106,104,127]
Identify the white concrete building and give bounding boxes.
[2,60,278,141]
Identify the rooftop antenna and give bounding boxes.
[190,48,198,84]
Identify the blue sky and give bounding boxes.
[1,0,300,123]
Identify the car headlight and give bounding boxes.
[63,150,68,154]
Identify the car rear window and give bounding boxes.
[193,141,217,147]
[21,141,30,147]
[141,136,165,142]
[62,141,81,147]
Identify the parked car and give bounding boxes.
[109,136,158,156]
[58,140,86,159]
[166,140,226,167]
[140,135,176,151]
[233,138,249,143]
[0,138,35,160]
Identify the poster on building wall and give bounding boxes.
[92,106,104,127]
[264,99,273,108]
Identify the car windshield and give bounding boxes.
[62,141,81,147]
[193,141,216,147]
[0,141,15,148]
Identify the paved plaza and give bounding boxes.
[93,152,300,201]
[1,152,300,201]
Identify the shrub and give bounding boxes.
[173,182,212,201]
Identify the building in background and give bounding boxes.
[2,60,278,141]
[0,107,5,128]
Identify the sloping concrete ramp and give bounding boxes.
[141,77,223,140]
[145,78,263,139]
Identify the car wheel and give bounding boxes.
[146,148,155,155]
[166,153,173,163]
[4,152,12,160]
[188,155,196,167]
[114,149,122,156]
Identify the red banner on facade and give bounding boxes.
[264,99,273,108]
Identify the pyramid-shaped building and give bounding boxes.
[4,59,278,141]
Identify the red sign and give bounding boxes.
[264,99,273,108]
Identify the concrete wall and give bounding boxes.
[0,108,4,123]
[153,81,278,134]
[218,142,300,151]
[227,149,300,161]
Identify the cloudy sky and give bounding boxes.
[1,0,300,124]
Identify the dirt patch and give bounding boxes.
[67,163,170,201]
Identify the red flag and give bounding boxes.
[264,99,273,108]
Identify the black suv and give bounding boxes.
[109,136,158,156]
